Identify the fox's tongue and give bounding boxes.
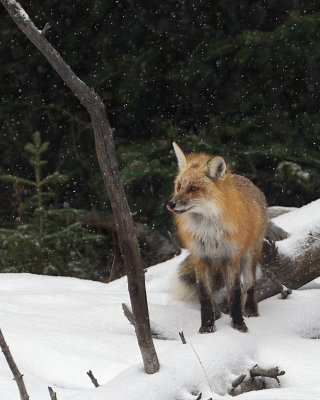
[166,204,175,212]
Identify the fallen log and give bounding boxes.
[257,230,320,302]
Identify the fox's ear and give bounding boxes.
[172,142,187,171]
[207,156,226,180]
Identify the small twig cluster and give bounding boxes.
[178,331,285,398]
[229,365,285,396]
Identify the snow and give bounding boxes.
[7,0,30,21]
[272,198,320,258]
[0,200,320,399]
[0,260,320,399]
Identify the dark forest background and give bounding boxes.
[0,0,320,280]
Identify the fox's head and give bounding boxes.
[167,142,227,215]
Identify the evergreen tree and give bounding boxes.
[0,131,103,276]
[1,1,320,272]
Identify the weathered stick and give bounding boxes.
[87,370,100,388]
[0,329,29,400]
[250,365,285,385]
[48,386,58,400]
[178,331,186,344]
[1,0,159,374]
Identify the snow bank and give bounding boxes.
[0,256,320,399]
[272,198,320,258]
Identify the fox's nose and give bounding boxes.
[166,201,176,212]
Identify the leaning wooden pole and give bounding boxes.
[1,0,159,374]
[0,329,29,400]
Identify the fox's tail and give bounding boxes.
[169,255,224,302]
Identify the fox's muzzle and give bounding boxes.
[166,201,186,214]
[166,201,176,212]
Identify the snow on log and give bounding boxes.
[257,199,320,302]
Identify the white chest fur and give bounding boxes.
[184,206,236,261]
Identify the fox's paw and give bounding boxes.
[243,310,259,318]
[232,322,248,333]
[199,325,216,334]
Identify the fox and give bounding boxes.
[167,142,268,333]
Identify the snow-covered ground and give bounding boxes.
[0,201,320,400]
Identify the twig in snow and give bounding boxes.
[122,303,176,340]
[48,386,58,400]
[195,392,202,400]
[87,370,100,387]
[179,331,186,344]
[0,329,29,400]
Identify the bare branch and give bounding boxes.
[86,370,100,388]
[0,329,29,400]
[0,0,160,374]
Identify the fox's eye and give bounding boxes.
[190,186,199,192]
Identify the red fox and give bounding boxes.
[167,142,268,333]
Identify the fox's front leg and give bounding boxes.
[195,266,216,333]
[227,266,248,332]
